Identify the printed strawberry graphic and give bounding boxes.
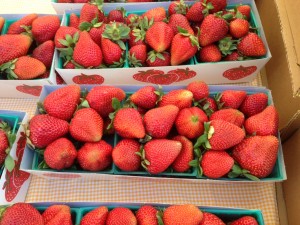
[168,68,197,82]
[132,69,164,83]
[147,73,179,85]
[16,85,42,97]
[223,66,257,80]
[72,73,104,84]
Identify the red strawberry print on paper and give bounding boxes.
[223,65,257,80]
[167,68,196,81]
[133,69,165,83]
[147,73,179,85]
[72,73,105,84]
[16,84,42,96]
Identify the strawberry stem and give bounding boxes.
[228,163,260,181]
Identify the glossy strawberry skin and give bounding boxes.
[239,93,268,117]
[42,205,73,225]
[199,212,225,225]
[237,33,267,57]
[187,81,209,101]
[31,15,60,43]
[106,207,137,225]
[230,216,259,225]
[136,205,158,225]
[210,108,245,127]
[219,90,247,109]
[80,206,108,225]
[130,86,158,109]
[7,14,38,34]
[159,89,193,110]
[172,136,194,173]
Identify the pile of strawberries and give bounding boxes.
[27,81,279,181]
[0,119,16,170]
[55,0,267,69]
[0,202,260,225]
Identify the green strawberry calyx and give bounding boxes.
[0,206,9,220]
[189,147,204,177]
[156,209,165,225]
[194,122,212,150]
[228,163,260,181]
[177,27,200,50]
[128,52,143,68]
[0,58,19,80]
[201,1,214,16]
[214,93,225,110]
[79,17,103,32]
[0,121,16,172]
[147,50,166,63]
[218,37,238,56]
[174,0,188,15]
[107,98,122,130]
[136,145,150,171]
[58,31,79,49]
[102,22,130,50]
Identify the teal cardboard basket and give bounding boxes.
[0,114,19,135]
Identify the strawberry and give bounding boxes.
[69,13,80,28]
[44,137,77,170]
[201,97,218,114]
[0,34,32,65]
[142,7,166,22]
[142,139,182,174]
[112,139,141,171]
[187,80,209,101]
[129,29,146,48]
[232,136,279,179]
[130,86,158,109]
[126,14,141,28]
[199,212,225,225]
[7,14,38,34]
[64,62,76,69]
[196,120,245,151]
[106,207,137,225]
[237,5,251,20]
[146,22,174,53]
[136,205,158,225]
[223,65,257,80]
[175,107,208,139]
[107,8,126,23]
[128,44,147,67]
[42,205,72,225]
[32,40,55,69]
[168,14,194,35]
[54,26,80,48]
[163,204,203,225]
[113,108,145,139]
[199,44,222,62]
[201,150,234,178]
[240,93,268,117]
[210,109,245,127]
[43,85,81,121]
[80,206,108,225]
[237,33,267,57]
[16,85,42,96]
[172,135,194,172]
[146,51,171,67]
[70,108,103,142]
[85,86,126,118]
[0,17,4,33]
[144,105,179,138]
[230,216,258,225]
[199,14,228,47]
[0,129,9,166]
[168,0,188,15]
[186,1,208,23]
[159,89,193,109]
[58,0,72,2]
[217,90,247,109]
[171,28,199,65]
[80,20,105,47]
[229,18,249,38]
[72,73,104,84]
[0,203,43,225]
[29,114,69,149]
[244,106,279,136]
[78,140,113,171]
[79,3,104,24]
[73,31,103,68]
[223,51,241,61]
[147,73,179,85]
[31,15,60,43]
[206,0,227,13]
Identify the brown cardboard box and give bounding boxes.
[256,0,300,141]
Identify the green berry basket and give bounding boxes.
[0,114,20,135]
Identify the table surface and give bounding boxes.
[0,1,279,224]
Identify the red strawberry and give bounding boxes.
[129,29,145,47]
[79,3,104,24]
[199,14,228,47]
[43,85,81,121]
[42,205,72,225]
[230,216,258,225]
[101,37,125,66]
[80,206,108,225]
[128,44,147,67]
[175,107,208,139]
[187,80,209,101]
[32,40,55,69]
[16,85,42,96]
[142,139,182,174]
[142,7,166,22]
[237,5,251,20]
[73,31,103,68]
[0,129,9,166]
[126,14,141,27]
[199,44,222,62]
[70,108,103,142]
[232,136,279,178]
[223,65,257,80]
[29,114,69,149]
[130,86,158,109]
[0,203,43,225]
[240,93,268,117]
[113,108,145,139]
[106,207,137,225]
[136,205,158,225]
[172,136,194,172]
[168,14,194,35]
[145,22,174,53]
[223,51,241,61]
[144,105,179,138]
[168,0,188,15]
[210,109,245,127]
[85,86,126,118]
[147,73,179,85]
[244,105,279,136]
[0,34,32,65]
[31,15,60,43]
[107,8,126,23]
[64,61,76,69]
[163,204,203,225]
[201,150,234,178]
[159,89,193,109]
[44,137,77,170]
[171,28,199,65]
[112,139,141,171]
[58,0,72,2]
[229,18,249,38]
[69,13,80,28]
[238,33,267,57]
[37,70,50,79]
[146,51,171,67]
[217,90,247,109]
[199,212,225,225]
[54,26,80,48]
[206,0,227,13]
[0,17,4,33]
[186,2,207,23]
[78,140,113,171]
[7,14,38,34]
[72,73,104,84]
